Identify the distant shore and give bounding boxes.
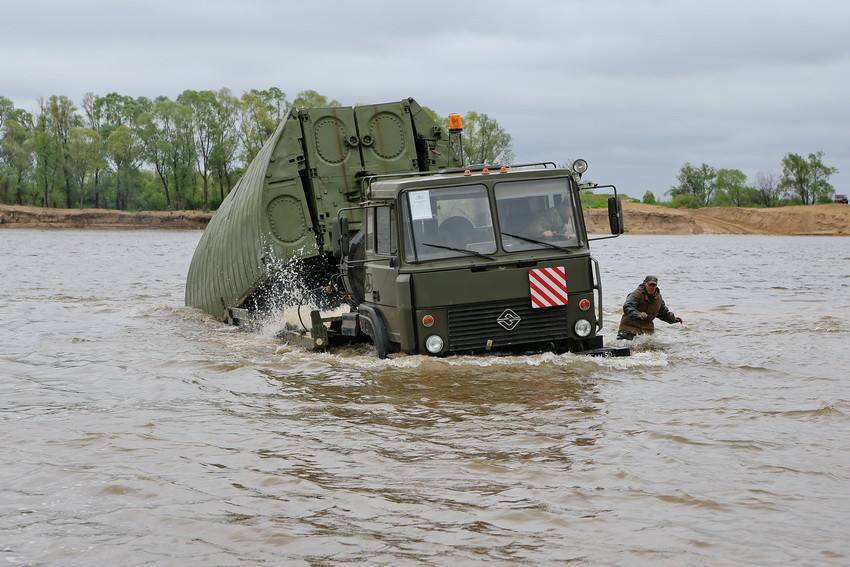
[1,202,848,235]
[587,202,849,236]
[0,205,212,230]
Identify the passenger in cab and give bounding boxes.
[527,201,576,240]
[617,275,682,340]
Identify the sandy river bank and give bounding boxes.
[1,202,848,235]
[587,202,849,235]
[0,204,212,230]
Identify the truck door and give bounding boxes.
[364,205,402,344]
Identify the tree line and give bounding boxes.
[0,89,514,212]
[643,152,839,207]
[5,87,834,211]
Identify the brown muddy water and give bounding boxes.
[1,229,849,565]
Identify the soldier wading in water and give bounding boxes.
[617,275,682,340]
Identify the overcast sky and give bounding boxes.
[2,0,848,198]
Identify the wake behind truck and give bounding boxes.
[185,98,629,358]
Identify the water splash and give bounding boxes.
[273,343,667,373]
[238,241,348,336]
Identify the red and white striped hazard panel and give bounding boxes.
[528,266,569,308]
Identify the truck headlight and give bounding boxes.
[425,335,444,354]
[574,319,592,337]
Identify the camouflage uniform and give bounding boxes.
[617,281,679,340]
[527,206,574,237]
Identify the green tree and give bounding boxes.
[291,89,340,109]
[68,127,102,207]
[209,88,240,203]
[82,92,148,208]
[137,100,172,207]
[754,172,781,208]
[714,168,748,207]
[32,100,63,207]
[45,95,82,208]
[81,93,109,207]
[106,124,143,209]
[0,97,21,202]
[779,151,837,205]
[642,190,656,204]
[670,192,703,208]
[138,96,196,209]
[238,88,289,162]
[461,111,513,165]
[670,163,716,207]
[178,90,220,210]
[0,96,14,127]
[93,92,144,129]
[419,105,444,127]
[1,110,34,204]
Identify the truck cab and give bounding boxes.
[339,165,626,357]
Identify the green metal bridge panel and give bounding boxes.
[186,99,461,321]
[355,101,419,175]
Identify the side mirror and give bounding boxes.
[607,197,624,235]
[331,216,350,259]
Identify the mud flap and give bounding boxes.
[357,305,390,359]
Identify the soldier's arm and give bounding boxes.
[622,292,643,319]
[527,210,551,236]
[657,300,678,324]
[527,217,545,236]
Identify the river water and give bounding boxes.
[1,229,848,565]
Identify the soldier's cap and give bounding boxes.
[643,275,659,284]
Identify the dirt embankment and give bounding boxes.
[2,202,848,235]
[0,204,212,230]
[585,202,850,236]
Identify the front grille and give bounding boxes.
[447,298,569,352]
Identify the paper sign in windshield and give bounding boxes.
[409,191,433,220]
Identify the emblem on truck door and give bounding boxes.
[496,309,521,331]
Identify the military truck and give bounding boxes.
[185,98,629,358]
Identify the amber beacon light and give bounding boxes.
[448,113,463,132]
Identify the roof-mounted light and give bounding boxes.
[448,113,463,132]
[572,159,588,175]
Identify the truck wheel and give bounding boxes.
[357,305,390,359]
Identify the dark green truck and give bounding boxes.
[186,98,628,358]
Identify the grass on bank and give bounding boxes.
[578,192,636,209]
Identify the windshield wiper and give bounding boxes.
[421,242,495,260]
[500,232,572,253]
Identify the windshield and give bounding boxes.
[494,178,581,251]
[403,184,497,262]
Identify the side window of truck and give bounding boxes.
[375,206,396,255]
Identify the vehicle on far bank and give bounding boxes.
[834,194,848,204]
